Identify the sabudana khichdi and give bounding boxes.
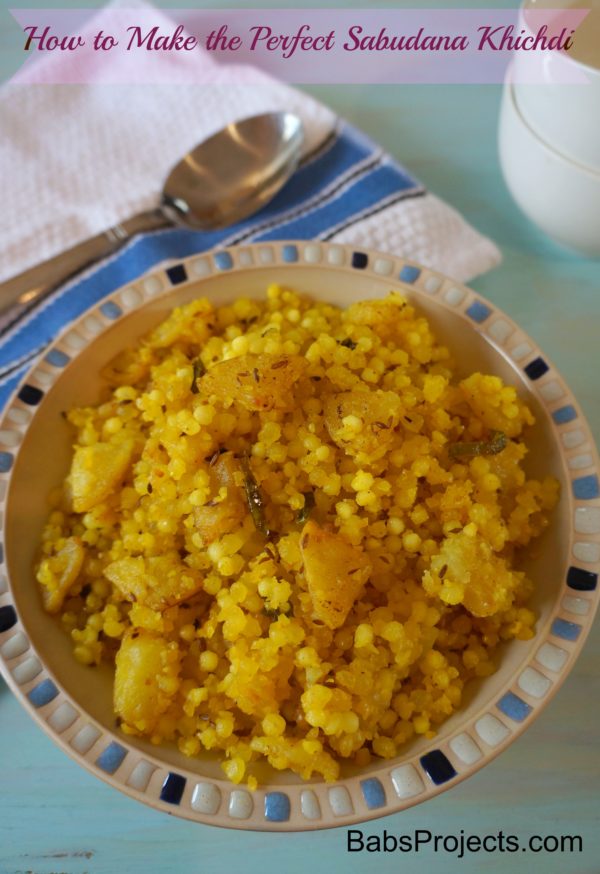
[36,287,558,786]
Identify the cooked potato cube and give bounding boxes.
[300,520,371,629]
[38,536,86,614]
[70,439,134,512]
[105,555,203,612]
[323,390,401,458]
[114,631,179,732]
[194,452,247,543]
[422,531,523,617]
[200,353,307,411]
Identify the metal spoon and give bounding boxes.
[0,111,303,316]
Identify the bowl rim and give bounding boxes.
[0,240,598,832]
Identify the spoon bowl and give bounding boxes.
[162,112,304,230]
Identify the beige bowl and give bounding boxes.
[0,242,598,830]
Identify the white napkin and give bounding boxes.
[0,3,500,286]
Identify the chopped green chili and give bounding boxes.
[190,358,206,394]
[240,453,271,536]
[297,491,315,524]
[263,602,294,620]
[448,430,507,459]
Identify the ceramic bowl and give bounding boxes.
[0,242,598,831]
[499,72,600,256]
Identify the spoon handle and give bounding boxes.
[0,208,170,318]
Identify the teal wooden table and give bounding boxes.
[1,32,599,874]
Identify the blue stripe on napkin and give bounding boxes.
[260,162,423,241]
[0,123,423,409]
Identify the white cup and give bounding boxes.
[499,0,600,253]
[499,68,600,255]
[511,0,600,172]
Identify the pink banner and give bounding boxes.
[9,7,592,85]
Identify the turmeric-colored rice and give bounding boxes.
[36,287,558,785]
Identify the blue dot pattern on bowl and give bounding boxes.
[281,244,298,263]
[96,741,128,774]
[573,475,600,500]
[45,349,70,368]
[419,750,457,785]
[264,791,291,822]
[465,301,492,323]
[166,264,188,285]
[360,777,386,809]
[351,251,368,269]
[100,301,122,320]
[552,405,577,425]
[18,384,43,406]
[214,252,233,271]
[160,772,186,805]
[399,264,421,284]
[0,604,17,632]
[551,618,582,641]
[28,678,59,708]
[524,357,549,381]
[497,692,532,723]
[567,566,597,592]
[0,452,13,473]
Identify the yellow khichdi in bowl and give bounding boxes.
[0,243,596,830]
